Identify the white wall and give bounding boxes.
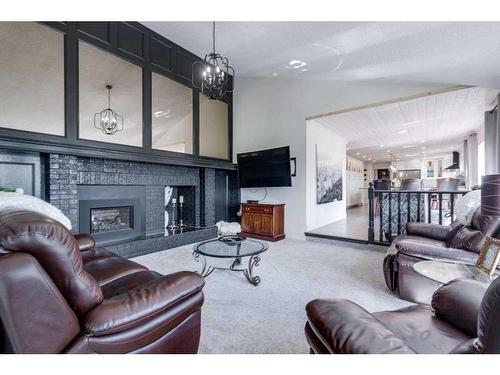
[233,78,448,239]
[305,121,347,231]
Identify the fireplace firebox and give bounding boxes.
[91,206,133,234]
[78,185,146,246]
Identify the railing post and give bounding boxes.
[368,182,374,243]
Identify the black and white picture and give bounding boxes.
[316,144,343,204]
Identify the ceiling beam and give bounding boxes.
[305,85,472,121]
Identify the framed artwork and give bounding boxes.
[316,144,343,204]
[476,236,500,276]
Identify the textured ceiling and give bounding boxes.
[143,21,500,88]
[313,87,498,162]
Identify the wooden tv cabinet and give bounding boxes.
[240,203,285,242]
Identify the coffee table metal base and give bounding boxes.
[193,251,261,286]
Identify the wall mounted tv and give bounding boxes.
[237,146,292,188]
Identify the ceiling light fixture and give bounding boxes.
[94,85,123,135]
[288,59,307,69]
[397,130,408,134]
[192,21,234,100]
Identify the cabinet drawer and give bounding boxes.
[242,205,273,215]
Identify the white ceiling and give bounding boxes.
[313,87,498,162]
[143,21,500,88]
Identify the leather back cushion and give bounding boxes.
[0,253,80,353]
[432,278,485,338]
[477,276,500,353]
[0,210,103,316]
[445,221,464,247]
[449,226,485,253]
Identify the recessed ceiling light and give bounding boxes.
[386,150,391,153]
[402,145,416,149]
[287,59,307,69]
[272,72,278,77]
[397,130,408,134]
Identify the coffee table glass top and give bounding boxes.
[194,236,268,258]
[413,260,492,285]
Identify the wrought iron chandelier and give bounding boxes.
[94,85,123,135]
[192,21,234,100]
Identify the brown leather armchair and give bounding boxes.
[0,210,205,354]
[305,277,500,354]
[384,174,500,304]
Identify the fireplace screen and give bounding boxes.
[90,206,133,234]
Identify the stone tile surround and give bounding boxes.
[47,154,216,236]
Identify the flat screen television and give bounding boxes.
[237,146,292,188]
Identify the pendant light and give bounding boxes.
[94,85,124,135]
[192,21,234,100]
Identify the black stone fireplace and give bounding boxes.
[78,185,146,246]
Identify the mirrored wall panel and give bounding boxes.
[199,96,229,159]
[79,41,143,147]
[151,72,193,154]
[0,22,64,136]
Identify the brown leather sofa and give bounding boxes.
[0,210,205,354]
[305,277,500,354]
[383,174,500,304]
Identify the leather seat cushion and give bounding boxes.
[83,256,148,287]
[373,305,471,354]
[81,247,116,266]
[100,270,164,299]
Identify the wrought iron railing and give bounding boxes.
[368,182,468,244]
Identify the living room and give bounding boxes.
[1,1,500,373]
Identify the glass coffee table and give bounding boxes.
[193,236,268,286]
[413,260,493,285]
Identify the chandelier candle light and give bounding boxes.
[192,21,234,100]
[94,85,124,135]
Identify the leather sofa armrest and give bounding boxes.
[82,271,204,336]
[395,241,477,264]
[432,278,488,337]
[306,299,415,354]
[406,222,450,241]
[74,233,96,252]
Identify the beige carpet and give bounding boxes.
[133,238,413,354]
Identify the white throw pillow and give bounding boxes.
[215,221,241,236]
[454,189,481,226]
[0,192,72,230]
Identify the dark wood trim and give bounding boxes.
[193,89,200,155]
[304,232,369,245]
[0,137,237,170]
[0,21,234,170]
[64,24,78,142]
